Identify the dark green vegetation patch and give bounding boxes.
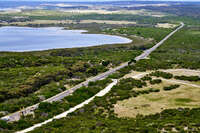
[134,27,200,71]
[174,75,200,82]
[163,84,180,91]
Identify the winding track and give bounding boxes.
[17,69,199,133]
[131,69,200,88]
[1,22,184,122]
[16,79,118,133]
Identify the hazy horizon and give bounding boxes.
[2,0,200,2]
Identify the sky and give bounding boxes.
[32,0,200,2]
[3,0,200,1]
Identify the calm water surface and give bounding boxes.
[0,26,132,52]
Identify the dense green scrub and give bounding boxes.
[0,61,135,132]
[25,76,200,133]
[149,71,173,79]
[29,108,200,133]
[0,5,200,132]
[134,26,200,71]
[0,24,171,115]
[0,22,192,132]
[15,24,200,133]
[0,78,112,132]
[0,47,140,114]
[104,26,173,42]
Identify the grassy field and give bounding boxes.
[115,82,200,118]
[115,69,200,117]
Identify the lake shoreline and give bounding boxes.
[0,26,132,52]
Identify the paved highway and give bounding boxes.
[135,22,184,61]
[1,22,184,122]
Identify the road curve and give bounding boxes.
[16,79,118,133]
[1,22,184,122]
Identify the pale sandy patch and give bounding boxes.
[58,9,166,17]
[63,9,119,14]
[162,69,200,76]
[151,14,166,17]
[21,10,71,16]
[118,10,166,17]
[1,19,136,26]
[124,69,200,80]
[63,9,144,15]
[123,70,152,79]
[0,20,75,26]
[64,84,71,89]
[80,20,136,25]
[156,23,178,28]
[0,9,21,14]
[123,71,148,79]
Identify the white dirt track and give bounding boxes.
[16,79,118,133]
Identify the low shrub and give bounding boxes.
[149,88,160,92]
[150,79,162,85]
[102,60,110,66]
[163,84,180,91]
[141,76,152,81]
[174,75,200,82]
[150,71,173,79]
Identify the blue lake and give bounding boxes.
[0,26,132,52]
